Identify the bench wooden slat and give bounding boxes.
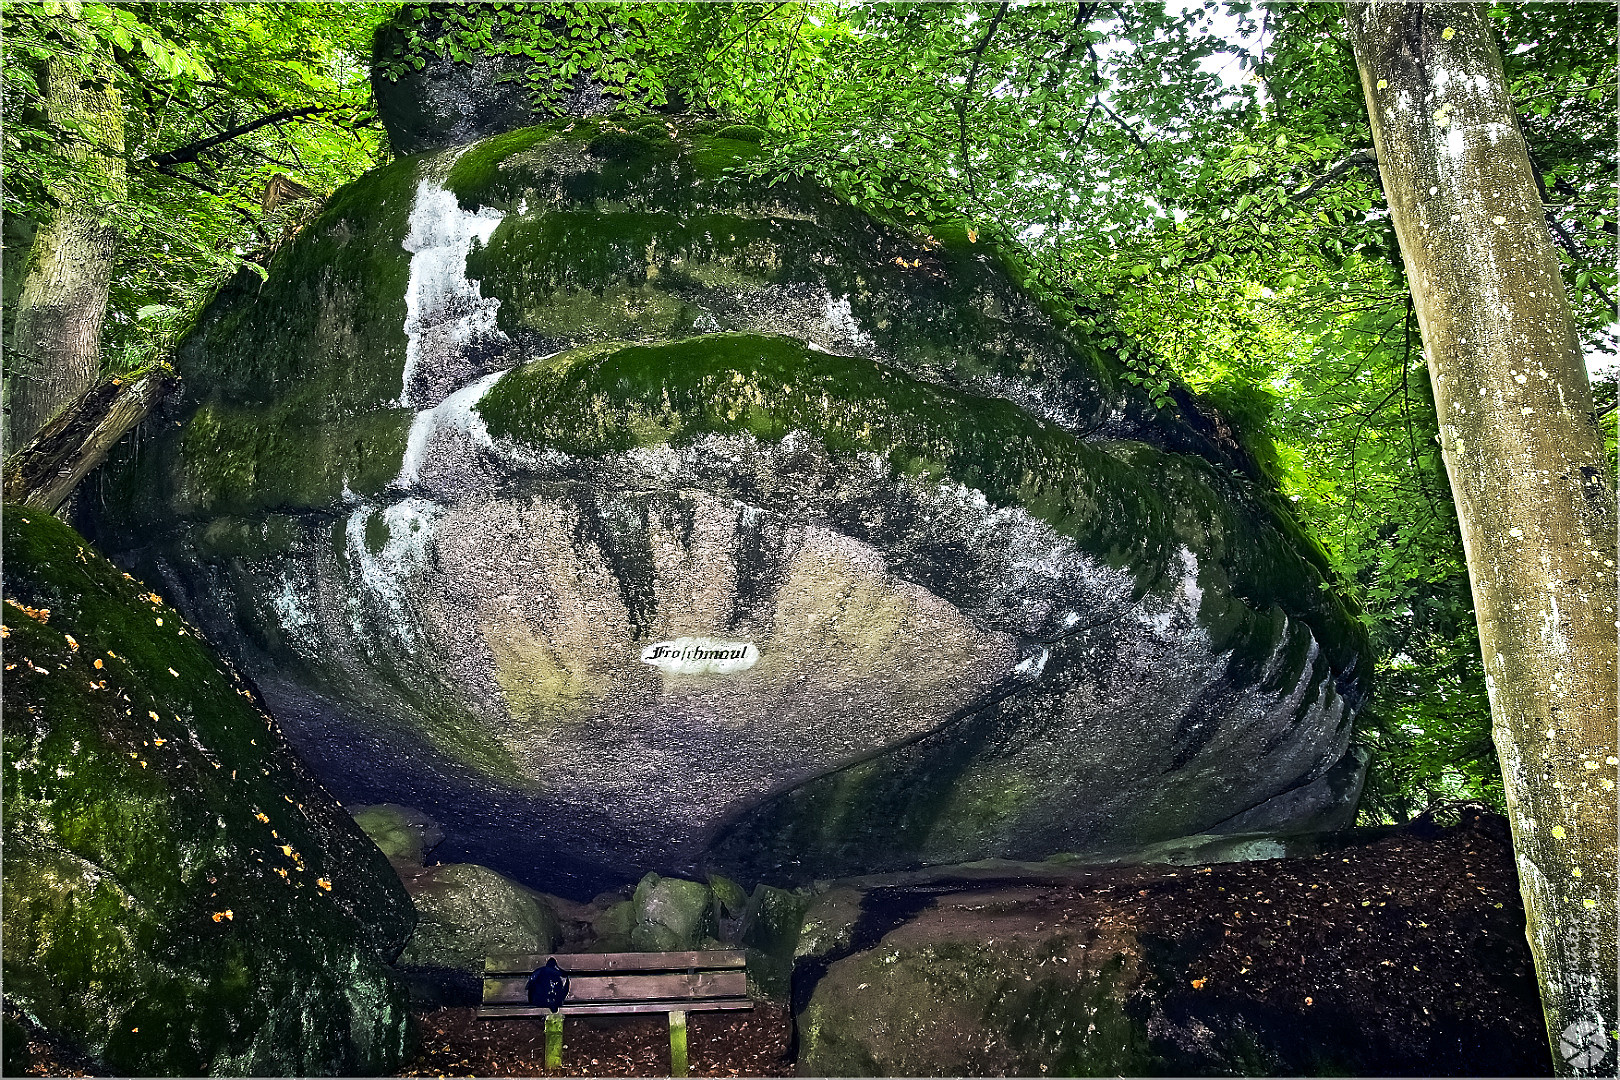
[482,970,747,1006]
[485,950,746,974]
[477,998,752,1019]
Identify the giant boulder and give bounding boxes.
[2,509,414,1076]
[85,111,1369,897]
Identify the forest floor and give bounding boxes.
[400,1003,795,1078]
[400,807,1550,1078]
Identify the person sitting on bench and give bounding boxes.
[526,957,569,1012]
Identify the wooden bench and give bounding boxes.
[480,950,751,1075]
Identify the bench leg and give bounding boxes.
[545,1013,563,1070]
[668,1010,688,1077]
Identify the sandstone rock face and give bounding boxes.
[628,873,720,952]
[87,115,1369,897]
[2,510,414,1076]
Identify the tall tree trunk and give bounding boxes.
[7,52,125,451]
[1347,3,1617,1074]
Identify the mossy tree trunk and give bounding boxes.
[1347,3,1617,1074]
[7,50,125,451]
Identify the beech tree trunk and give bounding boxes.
[1347,4,1617,1074]
[7,53,125,451]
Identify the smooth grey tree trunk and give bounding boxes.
[7,53,125,451]
[1347,3,1617,1075]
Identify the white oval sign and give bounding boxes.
[640,637,759,675]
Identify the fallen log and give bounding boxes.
[4,366,175,513]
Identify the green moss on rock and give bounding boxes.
[712,124,764,145]
[738,884,809,1000]
[475,333,1362,669]
[443,121,577,201]
[181,156,419,412]
[397,863,561,971]
[708,874,749,920]
[590,898,638,952]
[794,891,1152,1077]
[352,803,446,865]
[175,400,412,517]
[1,508,415,1076]
[627,873,717,951]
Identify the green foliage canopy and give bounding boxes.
[2,0,393,371]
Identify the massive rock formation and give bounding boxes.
[85,105,1370,897]
[2,510,414,1076]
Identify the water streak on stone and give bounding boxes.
[400,173,506,409]
[344,498,439,646]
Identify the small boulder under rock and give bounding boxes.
[351,802,446,864]
[398,862,562,971]
[629,872,719,952]
[739,884,811,1000]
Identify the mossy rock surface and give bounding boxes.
[397,862,562,971]
[792,885,1151,1076]
[84,118,1369,899]
[628,873,718,952]
[740,883,811,1000]
[352,802,447,865]
[1,508,414,1076]
[369,3,619,156]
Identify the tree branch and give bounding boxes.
[149,161,223,195]
[1041,1,1093,89]
[1095,96,1152,157]
[147,163,273,246]
[956,1,1010,202]
[1292,148,1379,203]
[147,105,345,167]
